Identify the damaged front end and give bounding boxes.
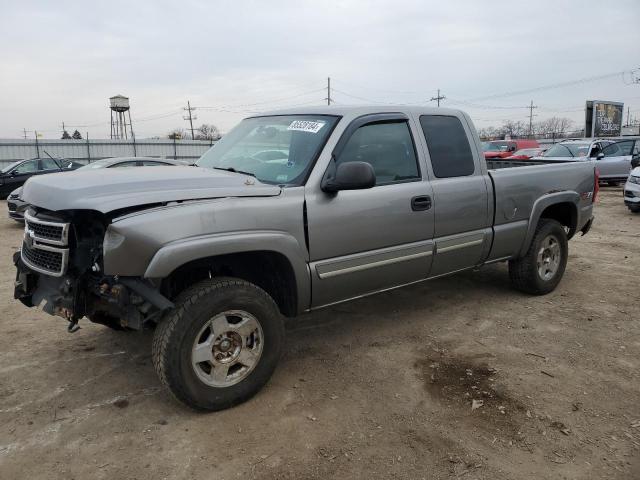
[14,208,172,331]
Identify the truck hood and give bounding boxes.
[21,166,281,213]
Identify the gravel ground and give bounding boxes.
[0,187,638,480]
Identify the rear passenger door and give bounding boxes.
[416,114,492,277]
[597,140,635,181]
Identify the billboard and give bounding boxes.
[585,100,624,137]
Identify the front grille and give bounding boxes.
[8,202,17,212]
[21,241,67,275]
[24,211,69,246]
[625,190,636,198]
[21,211,70,276]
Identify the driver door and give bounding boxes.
[305,114,435,308]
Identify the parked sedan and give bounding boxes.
[505,147,548,160]
[6,156,185,221]
[624,165,640,213]
[0,157,82,198]
[77,156,186,170]
[7,187,27,221]
[535,139,639,185]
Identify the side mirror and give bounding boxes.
[596,152,605,160]
[10,170,17,176]
[631,155,640,169]
[321,161,376,193]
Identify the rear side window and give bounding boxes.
[336,121,420,185]
[141,160,170,166]
[419,115,475,178]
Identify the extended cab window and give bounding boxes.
[335,121,419,185]
[420,115,475,178]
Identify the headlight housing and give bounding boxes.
[628,176,640,185]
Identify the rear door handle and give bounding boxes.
[411,195,432,211]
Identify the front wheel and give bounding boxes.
[509,219,568,295]
[152,277,285,411]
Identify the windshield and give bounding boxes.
[1,160,23,174]
[543,143,590,158]
[196,115,339,185]
[483,141,514,152]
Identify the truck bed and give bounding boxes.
[485,160,595,260]
[486,158,577,170]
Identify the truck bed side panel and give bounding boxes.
[487,162,595,261]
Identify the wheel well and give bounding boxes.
[163,251,298,317]
[540,202,577,238]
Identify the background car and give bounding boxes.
[624,165,640,213]
[0,157,83,198]
[483,139,540,159]
[7,187,27,221]
[6,156,187,221]
[505,147,548,160]
[77,156,187,170]
[535,138,639,185]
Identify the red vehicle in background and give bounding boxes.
[505,147,548,160]
[482,139,540,159]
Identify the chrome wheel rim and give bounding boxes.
[536,235,561,281]
[191,310,263,388]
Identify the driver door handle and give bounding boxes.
[411,195,432,211]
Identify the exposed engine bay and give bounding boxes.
[14,207,172,331]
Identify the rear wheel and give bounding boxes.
[152,277,285,411]
[629,206,640,214]
[509,219,568,295]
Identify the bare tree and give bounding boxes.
[195,124,221,141]
[534,117,575,139]
[167,128,187,140]
[500,120,527,138]
[477,126,502,140]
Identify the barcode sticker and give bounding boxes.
[287,120,326,134]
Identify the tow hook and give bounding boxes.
[67,318,81,333]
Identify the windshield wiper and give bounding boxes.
[212,167,255,177]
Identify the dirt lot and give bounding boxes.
[0,187,638,480]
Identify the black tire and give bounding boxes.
[607,181,620,187]
[508,219,568,295]
[152,277,285,411]
[629,206,640,214]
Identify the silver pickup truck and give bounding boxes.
[14,106,596,411]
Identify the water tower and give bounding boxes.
[109,95,134,139]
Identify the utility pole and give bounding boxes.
[22,128,28,139]
[528,100,538,137]
[627,106,630,126]
[430,89,445,107]
[183,101,197,139]
[325,77,332,105]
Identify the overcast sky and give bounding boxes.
[1,0,639,139]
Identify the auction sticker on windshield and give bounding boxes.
[287,120,325,134]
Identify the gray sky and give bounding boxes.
[1,0,639,139]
